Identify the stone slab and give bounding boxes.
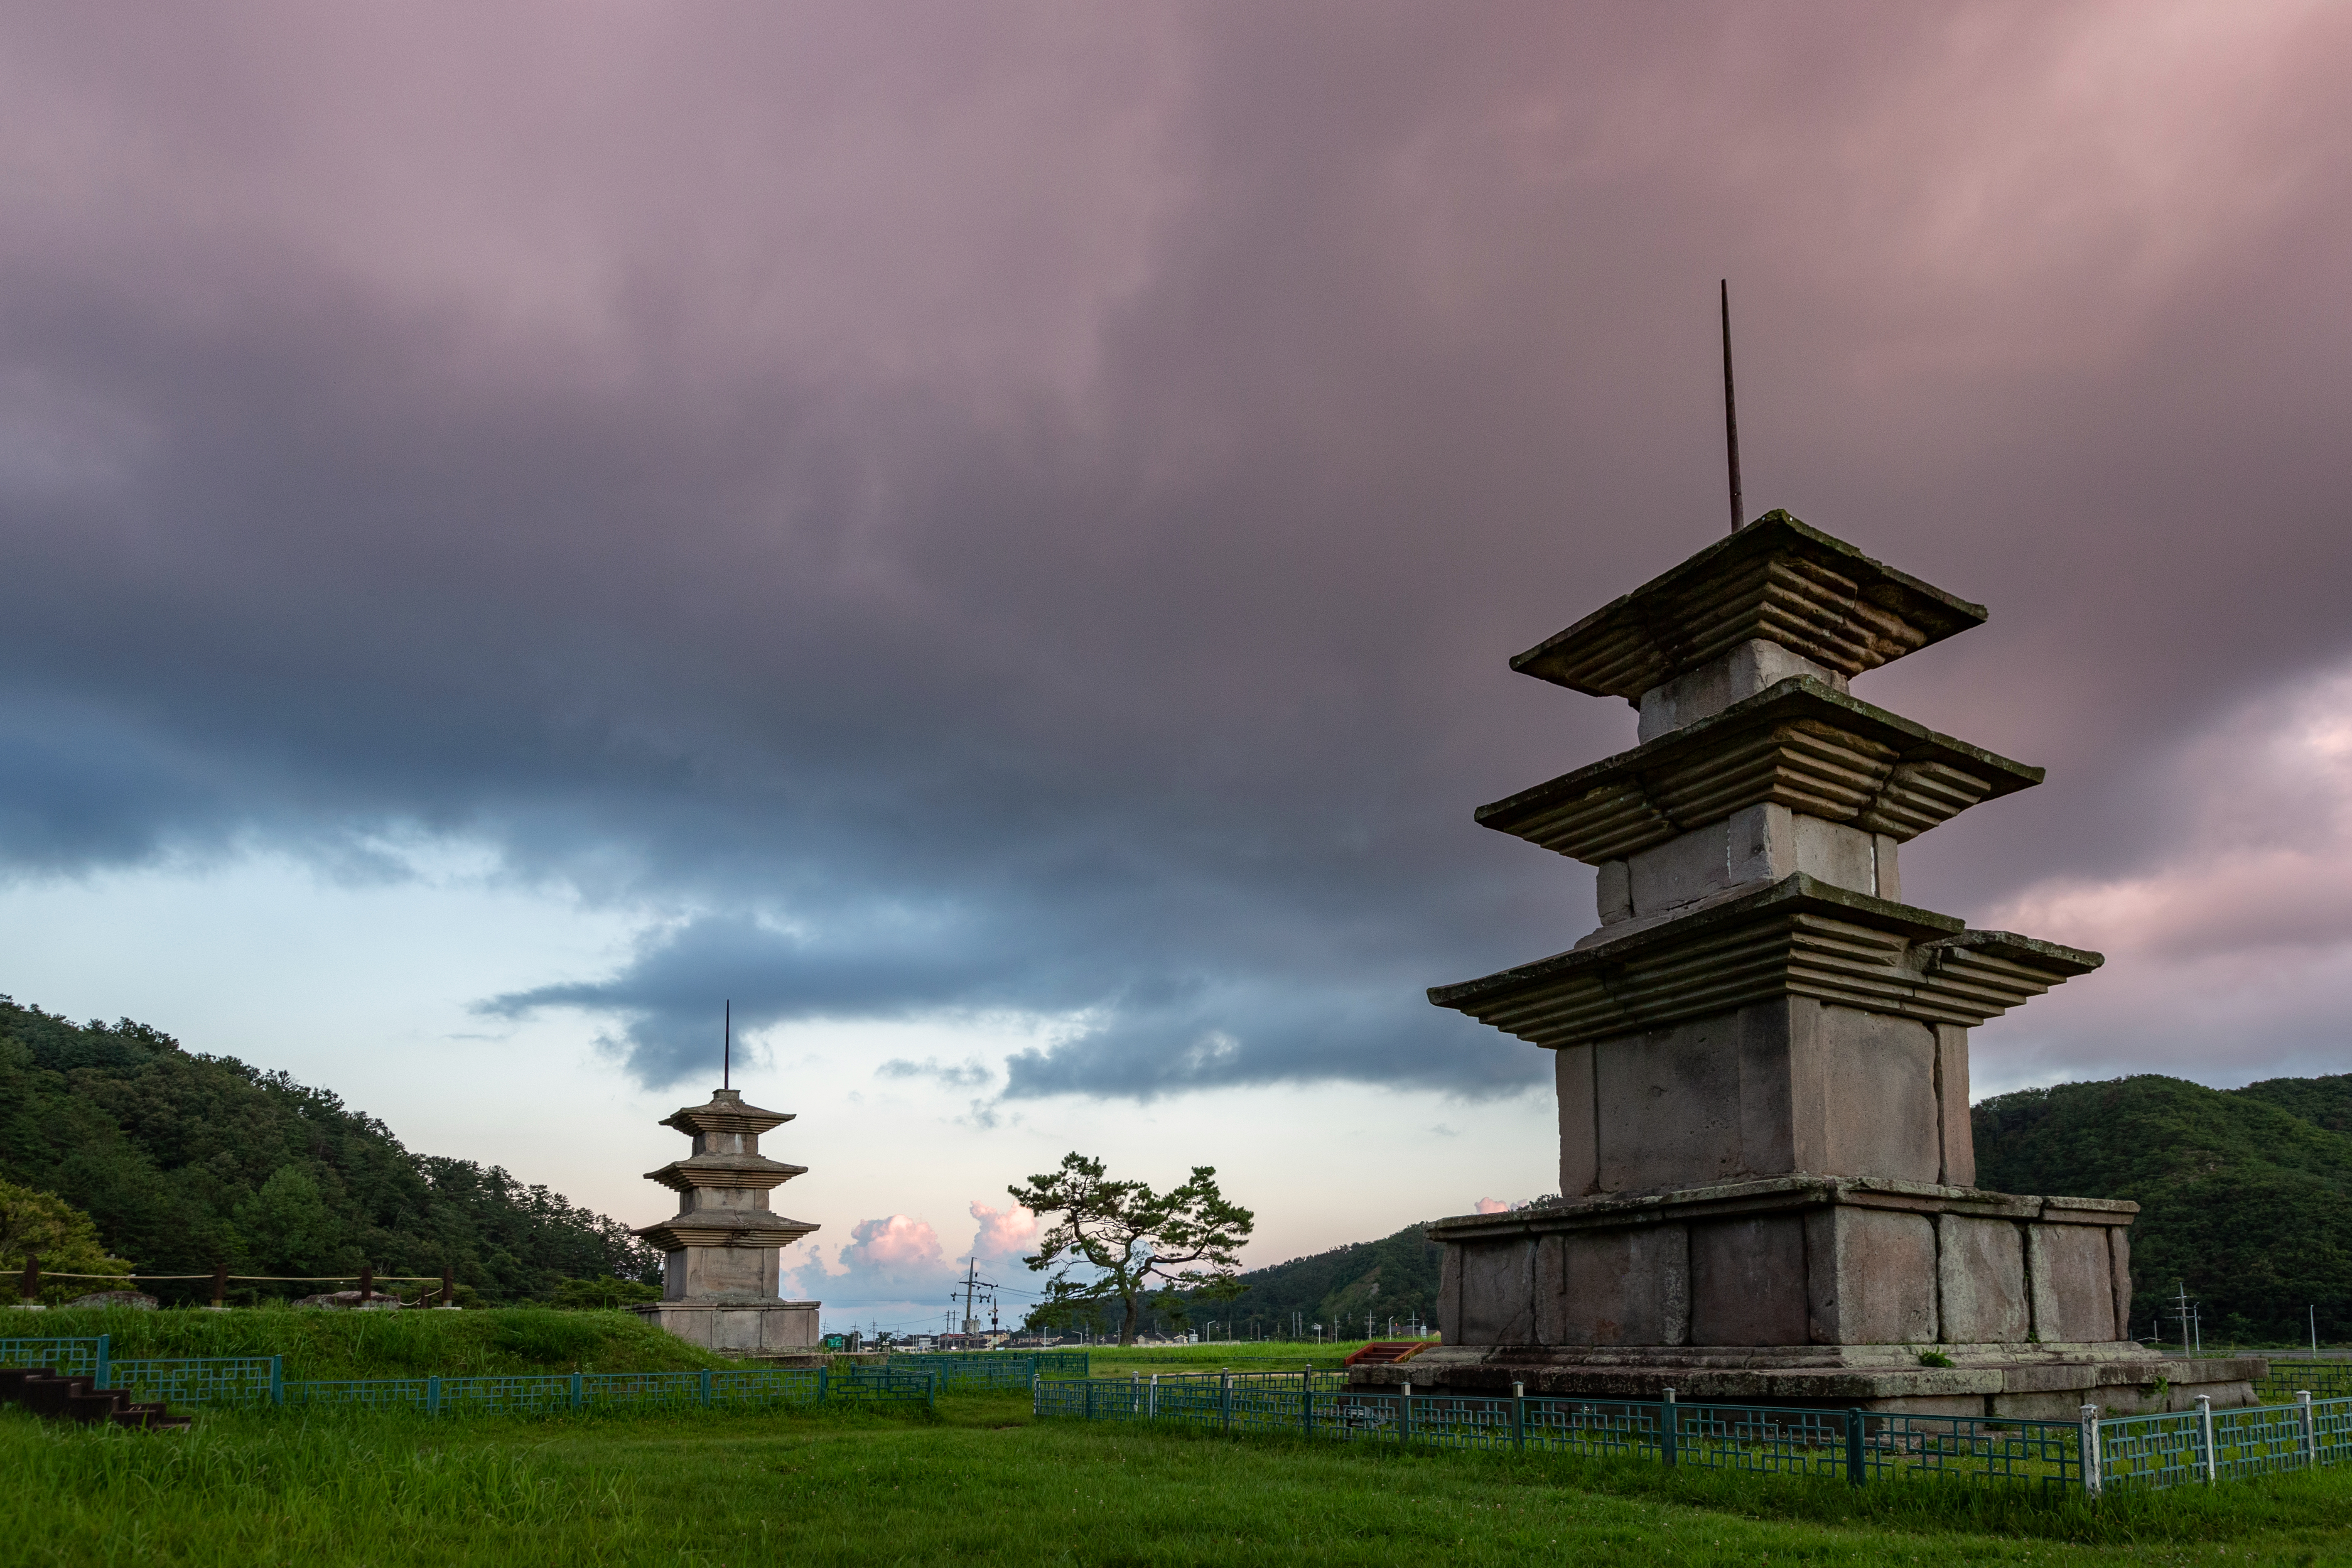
[1355,1344,2268,1414]
[1553,1225,1689,1346]
[1689,1215,1808,1346]
[634,1300,821,1355]
[2028,1222,2118,1344]
[1936,1214,2028,1342]
[1806,1205,1936,1345]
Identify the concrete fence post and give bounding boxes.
[1400,1380,1414,1446]
[2079,1405,2101,1498]
[2300,1391,2316,1467]
[1661,1386,1678,1468]
[2196,1395,2216,1485]
[1511,1381,1525,1452]
[1220,1369,1232,1435]
[1031,1372,1040,1417]
[1149,1373,1158,1421]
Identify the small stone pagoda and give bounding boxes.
[631,1088,821,1355]
[1389,510,2261,1416]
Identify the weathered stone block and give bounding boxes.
[1636,638,1847,743]
[1935,1215,2027,1342]
[1627,821,1738,917]
[1557,1045,1598,1196]
[1584,1000,1945,1192]
[2109,1227,2134,1337]
[1933,1023,1975,1187]
[1596,859,1633,925]
[1620,803,1883,923]
[1811,1004,1939,1183]
[636,1301,819,1354]
[2027,1223,2117,1343]
[1552,1224,1691,1345]
[1594,1014,1747,1190]
[1690,1215,1808,1345]
[1458,1237,1535,1344]
[1793,812,1877,894]
[1872,833,1903,903]
[1807,1206,1936,1344]
[669,1245,780,1301]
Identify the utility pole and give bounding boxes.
[953,1257,996,1337]
[2170,1281,2202,1357]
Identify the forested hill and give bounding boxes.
[1974,1073,2352,1342]
[0,996,655,1304]
[1200,1221,1444,1340]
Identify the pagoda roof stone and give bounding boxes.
[1427,874,2100,1050]
[1511,511,1986,699]
[1476,677,2042,862]
[636,1211,819,1253]
[643,1153,808,1193]
[659,1087,793,1138]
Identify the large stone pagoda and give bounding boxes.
[1390,510,2260,1416]
[631,1088,821,1355]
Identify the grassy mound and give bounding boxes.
[2,1305,735,1379]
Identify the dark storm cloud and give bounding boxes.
[1,2,2348,1094]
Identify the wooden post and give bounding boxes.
[211,1263,227,1309]
[441,1266,454,1307]
[359,1264,373,1303]
[18,1253,35,1303]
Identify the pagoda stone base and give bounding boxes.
[1353,1343,2262,1419]
[1402,1176,2262,1415]
[633,1299,820,1355]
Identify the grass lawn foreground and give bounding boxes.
[11,1392,2352,1566]
[11,1312,2352,1565]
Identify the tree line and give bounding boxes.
[0,996,657,1305]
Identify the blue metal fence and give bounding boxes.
[2253,1360,2352,1402]
[1,1336,934,1419]
[2093,1390,2352,1494]
[0,1334,106,1382]
[106,1355,279,1409]
[885,1352,1089,1391]
[1036,1372,2085,1492]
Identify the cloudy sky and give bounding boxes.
[1,2,2346,1330]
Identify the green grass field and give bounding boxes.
[11,1385,2352,1566]
[7,1304,737,1378]
[10,1316,2351,1563]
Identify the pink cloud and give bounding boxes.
[1475,1197,1511,1215]
[837,1213,945,1280]
[967,1199,1037,1259]
[1970,658,2352,1093]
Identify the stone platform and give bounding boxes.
[1353,1342,2262,1420]
[633,1299,821,1355]
[1394,1176,2264,1416]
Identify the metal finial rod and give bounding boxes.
[724,999,731,1090]
[1721,280,1743,534]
